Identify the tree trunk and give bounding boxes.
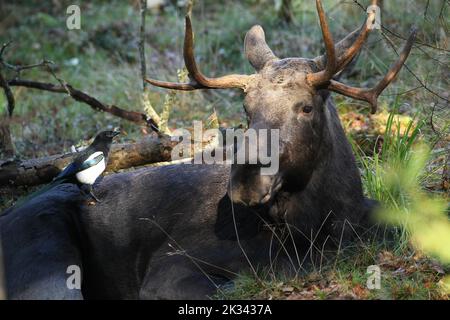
[278,0,294,24]
[0,134,177,188]
[0,118,15,159]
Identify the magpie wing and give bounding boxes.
[79,153,104,171]
[54,162,80,180]
[55,153,104,180]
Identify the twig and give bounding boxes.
[353,0,450,53]
[0,42,54,79]
[381,31,450,106]
[1,59,53,75]
[380,84,423,97]
[0,41,12,58]
[0,41,159,131]
[44,61,71,95]
[382,25,450,53]
[429,102,439,135]
[424,0,430,20]
[438,0,447,18]
[352,0,450,105]
[414,45,449,67]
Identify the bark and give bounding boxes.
[0,134,177,188]
[0,70,14,116]
[0,69,15,158]
[139,0,147,91]
[0,119,15,159]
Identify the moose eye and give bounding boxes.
[302,105,313,114]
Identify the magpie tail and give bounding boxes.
[8,177,73,211]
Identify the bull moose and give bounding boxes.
[0,0,415,299]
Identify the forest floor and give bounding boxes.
[0,0,449,299]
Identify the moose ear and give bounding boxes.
[244,25,278,71]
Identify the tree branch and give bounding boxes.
[3,79,159,131]
[380,31,450,106]
[0,41,159,131]
[351,0,450,107]
[352,0,450,53]
[0,42,54,80]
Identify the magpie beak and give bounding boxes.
[110,129,121,138]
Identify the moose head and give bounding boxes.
[146,0,416,207]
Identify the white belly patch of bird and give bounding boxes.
[76,151,106,185]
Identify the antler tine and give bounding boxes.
[183,15,250,89]
[328,28,417,114]
[144,78,203,91]
[145,14,251,91]
[306,0,337,87]
[334,0,378,73]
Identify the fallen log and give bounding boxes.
[0,134,176,188]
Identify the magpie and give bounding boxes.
[54,129,120,202]
[13,130,120,208]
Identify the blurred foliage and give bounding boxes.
[377,144,450,292]
[352,105,450,294]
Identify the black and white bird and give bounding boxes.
[14,130,120,208]
[54,129,120,201]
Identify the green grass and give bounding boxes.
[218,244,449,300]
[217,258,448,300]
[354,101,424,210]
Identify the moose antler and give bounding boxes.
[147,1,416,114]
[328,29,416,113]
[145,15,252,91]
[308,0,416,113]
[305,0,336,87]
[307,0,378,86]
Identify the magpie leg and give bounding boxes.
[87,185,101,203]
